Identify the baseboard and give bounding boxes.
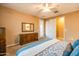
[6,43,19,48]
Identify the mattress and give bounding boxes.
[16,39,59,56]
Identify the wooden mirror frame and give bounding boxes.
[22,23,34,32]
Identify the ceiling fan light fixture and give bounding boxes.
[42,7,51,12]
[41,3,58,13]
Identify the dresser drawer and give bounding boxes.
[20,33,38,45]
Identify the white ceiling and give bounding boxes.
[0,3,79,18]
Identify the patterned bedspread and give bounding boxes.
[35,41,68,56]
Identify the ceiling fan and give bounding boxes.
[36,3,59,13]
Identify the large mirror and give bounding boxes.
[22,23,34,32]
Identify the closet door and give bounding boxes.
[56,16,65,40]
[46,18,56,39]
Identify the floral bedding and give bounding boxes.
[35,41,68,56]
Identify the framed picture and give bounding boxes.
[22,23,34,32]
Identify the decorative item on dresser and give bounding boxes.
[19,33,38,45]
[0,27,6,56]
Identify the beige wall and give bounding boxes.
[0,6,39,46]
[46,11,79,41]
[65,11,79,41]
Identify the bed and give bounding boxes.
[16,39,68,56]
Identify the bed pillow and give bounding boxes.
[63,43,73,56]
[72,39,79,49]
[70,45,79,56]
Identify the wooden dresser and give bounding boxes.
[0,27,6,56]
[19,33,38,45]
